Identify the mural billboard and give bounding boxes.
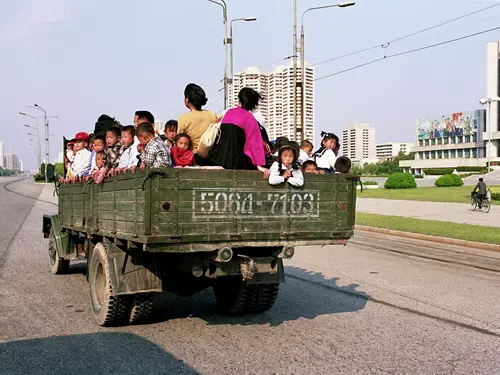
[417,109,486,141]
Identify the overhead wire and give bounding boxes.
[311,2,500,68]
[315,25,500,81]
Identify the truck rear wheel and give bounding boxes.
[89,243,128,326]
[213,279,280,315]
[129,293,154,324]
[48,230,69,275]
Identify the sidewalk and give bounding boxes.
[357,198,500,228]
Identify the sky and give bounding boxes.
[1,0,499,170]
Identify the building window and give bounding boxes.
[419,152,424,160]
[451,137,456,144]
[465,135,471,143]
[419,140,423,146]
[444,150,449,158]
[473,134,477,143]
[431,139,436,145]
[472,149,478,158]
[457,136,463,144]
[465,149,471,158]
[437,138,443,145]
[450,150,456,158]
[444,138,449,145]
[457,149,463,158]
[425,139,430,146]
[437,150,442,159]
[425,151,430,159]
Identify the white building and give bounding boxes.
[19,160,23,172]
[342,123,377,165]
[0,141,4,168]
[376,142,414,161]
[154,120,165,135]
[400,40,500,174]
[5,153,18,170]
[230,63,315,145]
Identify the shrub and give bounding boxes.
[33,174,45,182]
[434,174,464,187]
[363,181,378,186]
[492,193,500,201]
[384,173,416,189]
[422,168,454,175]
[414,174,424,179]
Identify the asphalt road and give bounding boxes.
[1,178,500,375]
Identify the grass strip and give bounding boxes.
[358,186,500,205]
[356,213,500,245]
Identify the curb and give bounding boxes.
[356,225,500,253]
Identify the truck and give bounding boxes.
[43,167,358,326]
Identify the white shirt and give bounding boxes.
[268,162,304,187]
[66,149,74,163]
[315,148,337,170]
[298,149,310,165]
[118,144,139,169]
[72,149,91,177]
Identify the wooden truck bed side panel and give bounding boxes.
[58,168,357,245]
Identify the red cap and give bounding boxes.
[72,132,89,142]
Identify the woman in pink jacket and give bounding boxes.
[208,87,269,177]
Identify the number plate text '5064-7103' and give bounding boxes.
[191,188,320,220]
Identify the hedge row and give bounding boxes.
[492,193,500,201]
[422,168,454,175]
[456,166,487,172]
[435,174,464,187]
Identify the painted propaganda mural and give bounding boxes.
[417,109,486,141]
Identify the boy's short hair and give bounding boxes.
[301,140,313,149]
[121,125,135,137]
[165,120,178,131]
[95,150,105,157]
[91,134,106,144]
[136,122,155,136]
[479,178,484,182]
[135,111,154,124]
[106,125,121,138]
[334,156,351,173]
[302,160,317,170]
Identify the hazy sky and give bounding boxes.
[1,0,499,170]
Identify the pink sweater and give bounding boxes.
[221,106,265,167]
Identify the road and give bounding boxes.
[357,198,500,227]
[1,178,500,375]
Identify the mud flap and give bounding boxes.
[103,241,163,296]
[246,257,285,285]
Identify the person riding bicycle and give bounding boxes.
[472,177,487,208]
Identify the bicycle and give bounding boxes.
[469,192,491,213]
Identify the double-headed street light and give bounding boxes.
[480,97,500,172]
[293,1,355,141]
[229,17,257,104]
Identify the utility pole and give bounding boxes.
[292,0,300,142]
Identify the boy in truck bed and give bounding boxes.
[136,122,172,170]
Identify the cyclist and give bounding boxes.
[472,177,487,208]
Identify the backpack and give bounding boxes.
[197,110,227,159]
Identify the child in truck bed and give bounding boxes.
[136,122,172,169]
[269,145,304,187]
[170,133,195,167]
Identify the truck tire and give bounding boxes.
[129,293,154,324]
[88,243,128,326]
[48,230,69,275]
[213,280,280,315]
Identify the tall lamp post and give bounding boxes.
[28,104,52,183]
[19,112,41,172]
[208,0,229,109]
[229,17,257,107]
[298,1,355,142]
[480,96,500,172]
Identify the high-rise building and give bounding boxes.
[376,142,414,161]
[342,123,377,165]
[5,153,19,170]
[229,63,315,145]
[154,120,165,135]
[19,160,23,172]
[0,141,4,168]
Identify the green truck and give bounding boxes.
[43,168,357,326]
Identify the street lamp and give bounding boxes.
[24,124,41,167]
[297,1,355,142]
[229,17,257,106]
[208,0,229,109]
[29,104,54,183]
[480,97,500,172]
